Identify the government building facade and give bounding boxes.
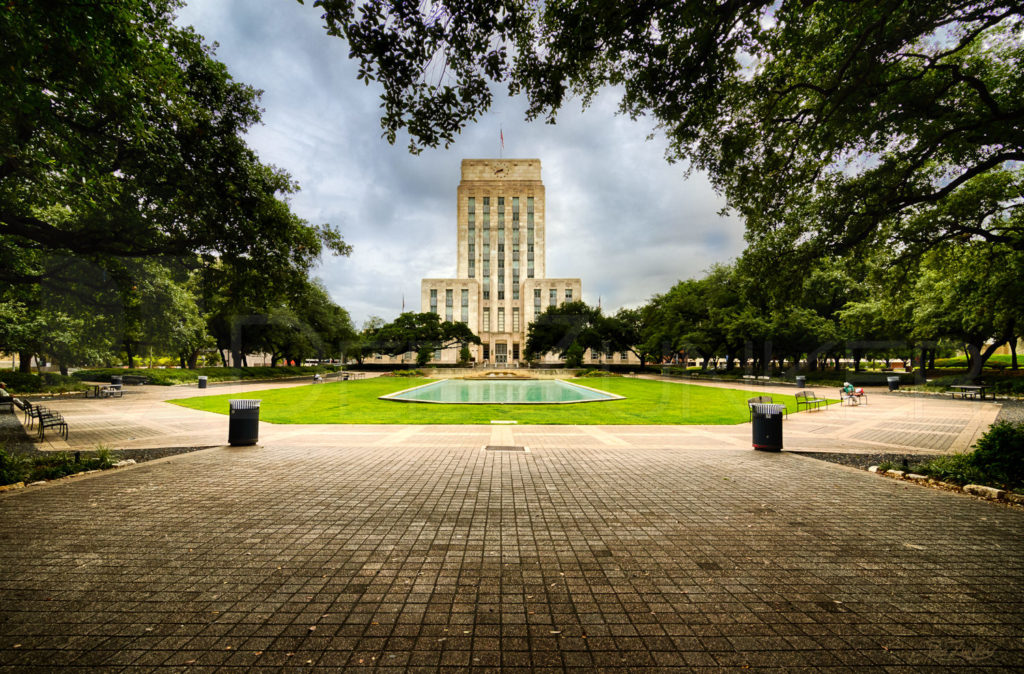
[421,159,582,365]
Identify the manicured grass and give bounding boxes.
[170,377,818,425]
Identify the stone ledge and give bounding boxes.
[964,484,1006,500]
[869,465,1019,505]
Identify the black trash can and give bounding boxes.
[751,403,785,451]
[198,376,208,389]
[887,376,900,391]
[228,399,261,446]
[795,375,806,388]
[110,375,122,387]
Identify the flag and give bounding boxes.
[500,129,504,150]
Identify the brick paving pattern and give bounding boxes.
[2,443,1023,670]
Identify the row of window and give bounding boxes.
[480,307,520,333]
[429,289,470,323]
[467,196,535,212]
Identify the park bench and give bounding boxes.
[839,387,867,406]
[748,395,787,421]
[122,375,149,385]
[949,384,987,400]
[795,390,828,412]
[36,410,68,441]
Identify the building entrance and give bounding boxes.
[495,343,508,364]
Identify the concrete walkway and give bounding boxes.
[2,379,1021,670]
[21,378,1001,456]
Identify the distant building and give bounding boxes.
[421,159,581,365]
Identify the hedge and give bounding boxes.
[71,365,341,386]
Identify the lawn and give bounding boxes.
[170,377,815,425]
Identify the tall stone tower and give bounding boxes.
[421,159,582,364]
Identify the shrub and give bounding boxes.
[971,421,1024,486]
[0,372,85,394]
[577,369,618,378]
[72,365,340,386]
[391,369,423,377]
[0,448,30,485]
[564,344,585,368]
[909,421,1024,490]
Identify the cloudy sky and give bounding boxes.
[174,0,747,327]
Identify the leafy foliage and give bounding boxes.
[0,448,117,486]
[909,421,1024,490]
[305,0,1023,256]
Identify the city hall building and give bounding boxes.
[421,159,582,365]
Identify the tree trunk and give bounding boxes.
[18,350,32,373]
[965,340,1005,381]
[125,343,135,369]
[1012,337,1019,371]
[59,362,68,377]
[187,350,200,369]
[180,355,187,369]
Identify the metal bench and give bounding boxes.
[37,411,68,440]
[839,387,867,406]
[748,395,787,421]
[795,390,828,412]
[949,384,987,400]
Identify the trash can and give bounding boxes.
[110,375,122,386]
[198,376,208,389]
[751,403,785,451]
[228,399,261,446]
[887,376,900,391]
[795,375,806,388]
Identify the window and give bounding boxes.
[430,289,437,314]
[534,288,541,315]
[497,307,505,332]
[565,288,572,302]
[468,261,475,278]
[549,288,557,307]
[621,351,629,361]
[483,343,490,360]
[512,308,520,332]
[483,243,489,257]
[445,289,453,322]
[483,260,490,278]
[498,243,504,255]
[513,343,520,360]
[483,282,490,300]
[461,289,469,322]
[513,285,519,300]
[468,197,475,214]
[483,308,490,331]
[498,288,505,300]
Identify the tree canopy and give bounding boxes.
[304,0,1023,256]
[0,0,355,372]
[2,0,350,288]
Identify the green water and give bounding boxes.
[381,379,622,404]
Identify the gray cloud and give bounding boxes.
[175,0,747,325]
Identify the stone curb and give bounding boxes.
[869,465,1021,505]
[0,460,138,495]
